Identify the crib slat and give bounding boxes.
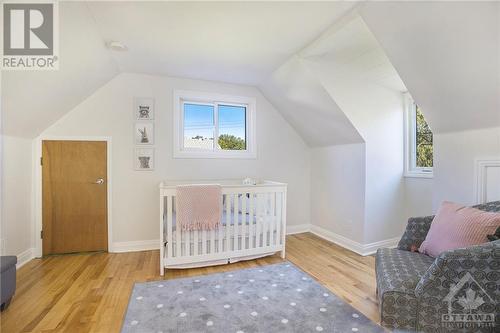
[242,193,248,249]
[201,229,207,255]
[263,192,269,247]
[194,228,199,256]
[218,195,224,253]
[210,228,215,254]
[176,206,181,257]
[167,196,173,259]
[249,194,255,249]
[178,197,186,257]
[276,192,282,246]
[225,195,230,253]
[271,192,276,246]
[255,193,261,247]
[234,194,239,251]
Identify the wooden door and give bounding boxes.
[42,140,108,255]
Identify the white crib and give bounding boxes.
[159,180,287,275]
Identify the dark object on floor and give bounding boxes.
[487,226,500,241]
[1,256,17,311]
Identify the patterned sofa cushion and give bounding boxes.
[376,248,436,295]
[375,248,436,330]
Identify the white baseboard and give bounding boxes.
[109,226,399,256]
[361,237,400,255]
[111,239,159,253]
[286,224,311,235]
[16,248,36,269]
[309,225,399,256]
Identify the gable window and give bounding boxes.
[404,94,433,177]
[173,90,256,158]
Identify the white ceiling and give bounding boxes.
[260,56,363,147]
[300,15,407,142]
[2,2,118,138]
[2,1,498,141]
[2,1,357,138]
[360,1,500,133]
[87,1,357,85]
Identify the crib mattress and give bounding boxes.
[164,211,258,238]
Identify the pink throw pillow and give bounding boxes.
[419,201,500,257]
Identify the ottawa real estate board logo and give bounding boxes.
[1,2,59,70]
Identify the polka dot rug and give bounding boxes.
[121,262,387,332]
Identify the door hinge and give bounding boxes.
[40,230,43,239]
[40,157,43,166]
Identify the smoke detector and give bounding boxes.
[106,41,128,51]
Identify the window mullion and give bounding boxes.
[214,103,219,152]
[413,103,418,170]
[180,100,186,151]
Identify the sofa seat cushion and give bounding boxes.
[0,256,17,273]
[376,248,435,296]
[375,248,435,330]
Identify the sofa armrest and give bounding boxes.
[397,215,435,251]
[413,241,500,331]
[415,240,500,299]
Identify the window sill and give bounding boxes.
[173,150,257,159]
[404,171,433,179]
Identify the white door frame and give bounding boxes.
[34,136,113,257]
[474,157,500,204]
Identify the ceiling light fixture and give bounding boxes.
[106,41,128,51]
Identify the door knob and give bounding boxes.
[94,178,104,185]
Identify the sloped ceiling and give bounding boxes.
[2,1,357,139]
[3,1,498,142]
[299,15,406,139]
[2,2,119,138]
[258,12,407,147]
[259,56,363,147]
[86,1,357,85]
[360,1,500,133]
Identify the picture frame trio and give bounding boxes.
[134,98,155,171]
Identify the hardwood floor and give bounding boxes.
[0,233,379,333]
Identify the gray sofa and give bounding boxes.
[375,201,500,332]
[1,256,17,311]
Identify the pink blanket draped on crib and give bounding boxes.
[176,184,222,231]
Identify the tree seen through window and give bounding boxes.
[415,106,433,168]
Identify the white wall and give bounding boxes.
[310,143,365,243]
[41,73,311,246]
[293,16,408,245]
[1,136,33,258]
[304,63,407,244]
[433,126,500,210]
[404,177,433,218]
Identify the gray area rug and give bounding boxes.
[122,262,387,332]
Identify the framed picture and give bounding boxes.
[135,148,154,171]
[134,97,155,120]
[134,122,154,145]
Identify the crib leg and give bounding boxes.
[281,248,286,259]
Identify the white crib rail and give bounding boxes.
[159,181,287,274]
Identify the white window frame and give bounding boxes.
[173,90,256,159]
[404,93,433,178]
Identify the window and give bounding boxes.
[404,94,433,177]
[173,90,256,158]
